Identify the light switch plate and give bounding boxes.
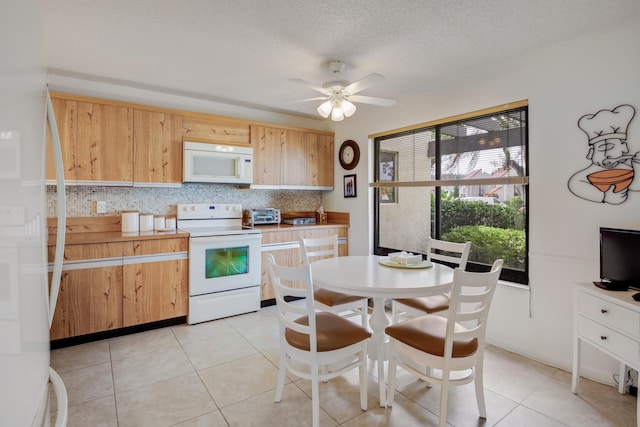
[96,201,107,214]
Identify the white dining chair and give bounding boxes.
[299,235,369,328]
[391,238,471,322]
[385,259,503,427]
[267,253,371,427]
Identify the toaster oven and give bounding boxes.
[243,208,281,226]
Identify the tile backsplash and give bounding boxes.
[47,184,323,218]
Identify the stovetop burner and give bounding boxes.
[177,203,260,236]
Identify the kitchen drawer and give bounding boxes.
[49,242,125,262]
[578,291,640,339]
[578,315,640,366]
[123,238,188,256]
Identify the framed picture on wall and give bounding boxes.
[344,174,357,198]
[379,150,398,203]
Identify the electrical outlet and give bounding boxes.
[96,200,107,214]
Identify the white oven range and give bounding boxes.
[177,203,261,324]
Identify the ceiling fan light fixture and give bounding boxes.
[341,99,356,117]
[317,100,333,118]
[331,106,345,121]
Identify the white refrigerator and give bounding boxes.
[0,1,68,426]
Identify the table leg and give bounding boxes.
[368,296,389,406]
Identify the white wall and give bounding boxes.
[324,24,640,384]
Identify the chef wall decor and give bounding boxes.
[568,104,639,204]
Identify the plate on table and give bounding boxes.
[378,258,432,269]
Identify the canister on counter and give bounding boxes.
[165,215,176,230]
[139,213,154,231]
[121,210,139,233]
[154,215,166,230]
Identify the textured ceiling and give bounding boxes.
[38,0,640,119]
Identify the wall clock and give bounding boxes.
[339,140,360,170]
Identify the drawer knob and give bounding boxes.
[600,335,608,341]
[601,309,608,314]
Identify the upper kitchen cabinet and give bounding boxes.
[133,110,183,186]
[182,114,250,146]
[46,97,77,182]
[251,125,282,186]
[305,132,334,188]
[76,101,133,185]
[251,125,334,190]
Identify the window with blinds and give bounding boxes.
[372,102,529,284]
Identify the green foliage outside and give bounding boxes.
[432,195,526,270]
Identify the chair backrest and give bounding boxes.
[444,259,503,357]
[299,235,338,264]
[266,253,318,352]
[428,238,471,270]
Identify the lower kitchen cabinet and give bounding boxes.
[49,236,188,340]
[50,264,123,341]
[260,227,348,301]
[123,257,188,326]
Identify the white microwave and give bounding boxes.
[183,141,253,184]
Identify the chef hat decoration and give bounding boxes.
[578,104,636,145]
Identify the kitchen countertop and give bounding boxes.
[47,215,349,246]
[245,223,349,232]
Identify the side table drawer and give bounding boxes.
[578,316,640,366]
[579,292,640,339]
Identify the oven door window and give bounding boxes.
[205,246,249,278]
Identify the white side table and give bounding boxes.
[572,282,640,426]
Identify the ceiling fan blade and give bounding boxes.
[349,94,396,107]
[344,73,385,94]
[289,96,329,104]
[290,78,332,95]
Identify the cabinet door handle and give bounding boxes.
[600,335,608,341]
[601,309,608,314]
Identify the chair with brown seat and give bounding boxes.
[300,235,369,328]
[391,238,471,322]
[267,253,371,427]
[385,259,503,427]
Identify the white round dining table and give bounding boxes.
[310,254,454,406]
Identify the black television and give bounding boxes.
[596,227,640,291]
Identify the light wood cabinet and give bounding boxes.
[46,97,77,182]
[76,101,133,184]
[49,237,188,340]
[305,132,334,188]
[251,125,283,186]
[47,93,180,187]
[260,230,292,301]
[49,241,125,340]
[50,264,123,340]
[133,109,183,185]
[281,129,306,187]
[122,239,188,326]
[251,125,334,189]
[123,258,188,326]
[182,114,250,146]
[260,226,348,301]
[46,92,334,188]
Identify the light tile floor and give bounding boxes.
[50,306,637,426]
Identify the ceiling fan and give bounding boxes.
[291,61,396,121]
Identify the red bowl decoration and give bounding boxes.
[587,169,634,193]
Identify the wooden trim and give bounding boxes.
[368,99,529,139]
[370,176,529,188]
[326,211,350,225]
